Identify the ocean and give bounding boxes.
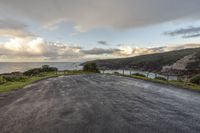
[0,62,83,74]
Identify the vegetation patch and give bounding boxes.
[190,74,200,85]
[113,72,120,75]
[83,63,100,73]
[23,65,57,76]
[132,73,146,77]
[0,76,6,85]
[114,73,200,91]
[0,66,93,93]
[84,48,200,74]
[155,76,167,81]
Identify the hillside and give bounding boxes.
[83,48,200,75]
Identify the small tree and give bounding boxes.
[83,63,100,73]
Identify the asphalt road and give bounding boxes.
[0,74,200,133]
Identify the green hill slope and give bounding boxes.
[83,48,200,74]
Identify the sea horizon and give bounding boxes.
[0,62,83,74]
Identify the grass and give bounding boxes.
[117,74,200,91]
[2,69,199,93]
[0,70,93,93]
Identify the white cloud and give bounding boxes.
[117,46,134,56]
[0,37,83,61]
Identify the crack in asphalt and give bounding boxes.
[0,74,200,133]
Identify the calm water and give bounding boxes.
[0,62,82,74]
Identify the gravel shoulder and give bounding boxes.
[0,74,200,133]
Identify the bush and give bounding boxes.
[23,68,42,76]
[41,65,58,72]
[23,66,58,76]
[0,76,6,84]
[83,63,100,73]
[132,73,146,77]
[113,72,120,75]
[155,76,167,81]
[3,76,27,82]
[65,70,83,74]
[190,74,200,85]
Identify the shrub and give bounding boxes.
[113,72,120,75]
[132,73,146,77]
[65,70,83,74]
[155,76,167,81]
[83,63,100,73]
[190,74,200,85]
[0,76,6,84]
[3,76,27,82]
[23,68,42,76]
[23,66,58,76]
[41,65,57,72]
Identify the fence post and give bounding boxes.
[167,75,169,82]
[155,73,157,79]
[147,72,149,78]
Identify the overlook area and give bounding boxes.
[0,74,200,133]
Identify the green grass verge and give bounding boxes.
[0,71,93,93]
[117,74,200,91]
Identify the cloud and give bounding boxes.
[0,37,83,61]
[1,0,200,31]
[183,33,200,38]
[81,48,120,55]
[82,44,200,57]
[165,26,200,38]
[115,44,200,56]
[97,41,108,45]
[0,19,34,38]
[0,36,200,61]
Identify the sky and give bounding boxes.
[0,0,200,62]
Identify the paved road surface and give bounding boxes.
[0,74,200,133]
